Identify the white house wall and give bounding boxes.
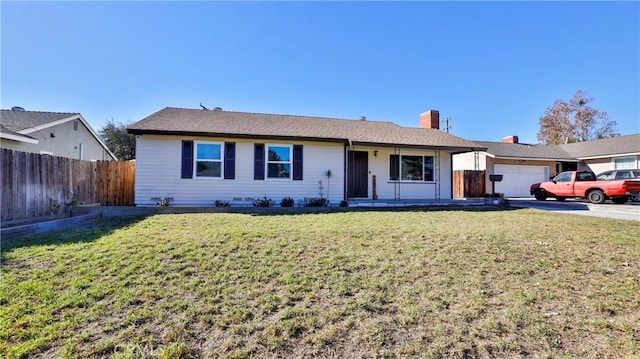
[135,135,345,206]
[2,120,114,160]
[350,146,453,200]
[452,151,486,171]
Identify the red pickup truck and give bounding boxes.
[529,171,640,204]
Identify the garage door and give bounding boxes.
[494,165,549,197]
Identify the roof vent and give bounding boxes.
[358,116,366,121]
[11,106,25,111]
[213,107,223,111]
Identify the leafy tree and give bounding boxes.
[99,119,136,160]
[537,90,617,144]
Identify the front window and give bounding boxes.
[195,142,222,177]
[614,157,637,169]
[390,155,434,181]
[267,145,291,179]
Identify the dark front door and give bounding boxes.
[348,151,368,198]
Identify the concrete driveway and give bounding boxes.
[508,198,640,222]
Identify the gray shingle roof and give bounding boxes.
[0,109,79,133]
[476,133,640,160]
[128,107,484,151]
[560,134,640,159]
[1,123,29,138]
[474,141,575,160]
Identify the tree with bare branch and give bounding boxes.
[537,90,617,144]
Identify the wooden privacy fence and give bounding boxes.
[453,170,485,198]
[1,149,135,222]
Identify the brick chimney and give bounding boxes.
[502,135,519,144]
[419,110,439,129]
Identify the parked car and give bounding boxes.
[596,169,640,202]
[530,170,640,204]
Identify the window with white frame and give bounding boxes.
[614,157,637,170]
[267,145,291,179]
[195,142,222,177]
[389,154,434,181]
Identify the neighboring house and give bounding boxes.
[0,107,117,161]
[453,134,640,197]
[559,134,640,174]
[127,107,484,206]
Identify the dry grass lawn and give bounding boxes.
[1,208,639,358]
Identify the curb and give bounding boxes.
[1,213,101,241]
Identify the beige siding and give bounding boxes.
[583,155,639,174]
[135,135,345,206]
[582,158,610,173]
[1,120,114,160]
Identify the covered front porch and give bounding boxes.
[345,145,451,202]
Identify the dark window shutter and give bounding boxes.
[389,154,399,181]
[293,145,303,180]
[181,140,194,178]
[224,142,235,179]
[254,143,265,180]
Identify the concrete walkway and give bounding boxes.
[508,198,640,221]
[347,198,488,207]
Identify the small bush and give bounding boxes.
[253,196,274,207]
[215,200,230,207]
[280,197,295,207]
[156,197,171,207]
[305,197,329,207]
[339,200,349,207]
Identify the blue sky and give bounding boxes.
[2,1,638,144]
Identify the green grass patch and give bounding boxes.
[1,209,639,358]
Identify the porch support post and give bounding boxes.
[394,147,400,200]
[435,149,441,201]
[474,150,479,171]
[372,175,378,200]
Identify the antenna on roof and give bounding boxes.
[200,103,209,111]
[442,117,452,133]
